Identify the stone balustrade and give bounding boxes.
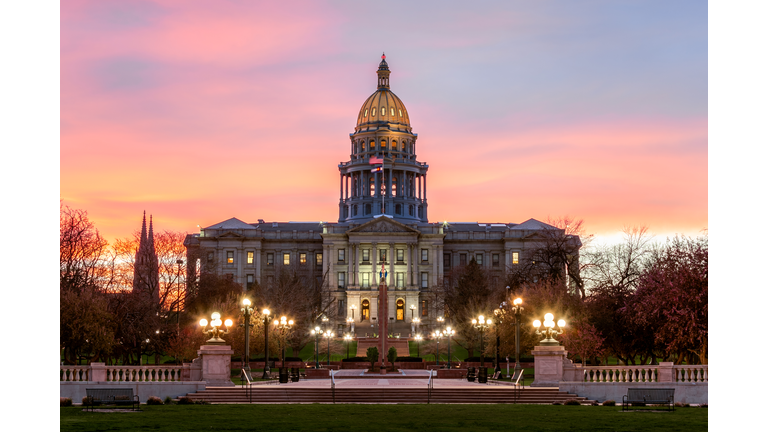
[61,363,187,382]
[60,366,91,382]
[570,363,708,383]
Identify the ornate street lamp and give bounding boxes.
[533,313,566,346]
[443,326,455,368]
[273,316,294,368]
[347,316,355,334]
[410,304,416,319]
[323,330,333,367]
[350,304,357,320]
[311,326,322,368]
[510,298,524,378]
[432,330,443,367]
[414,334,422,357]
[493,305,506,374]
[344,334,352,359]
[472,314,492,382]
[199,312,233,345]
[261,308,271,379]
[411,317,420,334]
[241,299,254,380]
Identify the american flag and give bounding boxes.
[369,157,384,165]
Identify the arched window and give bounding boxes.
[396,299,405,321]
[391,140,397,151]
[401,141,406,152]
[409,205,414,216]
[353,205,358,216]
[418,206,423,218]
[364,109,368,118]
[396,203,402,214]
[362,299,370,321]
[365,203,371,214]
[390,107,395,116]
[369,140,375,152]
[392,178,398,197]
[372,108,376,116]
[399,109,402,117]
[369,177,375,196]
[381,106,386,117]
[380,138,387,151]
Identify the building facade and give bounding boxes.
[184,56,579,336]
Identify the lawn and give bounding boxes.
[60,403,707,432]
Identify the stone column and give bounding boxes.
[389,242,395,287]
[531,345,568,387]
[405,242,411,288]
[348,243,354,286]
[408,243,415,287]
[198,344,235,386]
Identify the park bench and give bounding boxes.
[622,388,675,411]
[85,388,139,411]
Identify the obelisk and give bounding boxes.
[378,262,388,374]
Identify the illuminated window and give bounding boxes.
[513,252,519,264]
[247,251,254,264]
[227,251,234,264]
[316,253,323,266]
[362,248,370,262]
[338,272,346,289]
[300,253,307,264]
[364,109,368,117]
[401,141,405,152]
[372,108,376,116]
[380,249,387,262]
[397,249,404,262]
[421,249,428,262]
[476,253,483,265]
[267,253,274,266]
[421,300,428,317]
[380,139,386,150]
[391,140,397,150]
[381,106,385,116]
[396,272,404,288]
[399,109,402,117]
[362,299,370,320]
[421,272,428,288]
[283,253,290,265]
[370,140,375,151]
[390,107,395,116]
[362,272,370,288]
[338,249,345,262]
[396,299,404,320]
[492,254,500,266]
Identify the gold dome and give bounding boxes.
[355,54,411,131]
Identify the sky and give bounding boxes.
[60,0,708,246]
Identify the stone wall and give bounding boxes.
[61,382,206,403]
[559,382,708,405]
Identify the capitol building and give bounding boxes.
[184,55,578,336]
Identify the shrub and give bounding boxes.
[60,397,72,407]
[177,396,194,405]
[194,400,210,405]
[82,396,97,406]
[164,396,173,405]
[602,400,616,406]
[552,401,563,405]
[146,396,163,405]
[564,399,581,406]
[590,401,599,406]
[700,403,708,408]
[673,402,690,408]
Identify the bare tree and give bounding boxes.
[60,203,114,292]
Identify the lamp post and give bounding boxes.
[410,304,416,319]
[261,308,271,379]
[311,326,322,368]
[493,304,507,374]
[432,330,443,367]
[411,317,420,334]
[472,314,492,383]
[443,326,455,368]
[324,330,333,367]
[199,312,233,345]
[347,316,355,335]
[241,299,254,380]
[414,333,422,357]
[511,297,524,378]
[273,316,294,368]
[533,313,566,346]
[344,334,352,359]
[350,305,357,320]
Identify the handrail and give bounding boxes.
[240,369,252,403]
[330,369,337,404]
[427,370,434,404]
[512,370,524,404]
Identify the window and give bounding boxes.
[379,249,387,262]
[353,205,358,216]
[316,253,323,267]
[267,275,274,286]
[443,253,451,269]
[492,254,500,266]
[338,299,346,315]
[399,109,403,117]
[460,254,467,266]
[421,272,428,288]
[364,109,368,117]
[396,272,404,288]
[401,141,405,152]
[338,249,345,262]
[362,299,370,320]
[397,249,404,262]
[421,248,428,262]
[390,107,395,116]
[362,248,370,262]
[300,253,307,264]
[283,253,290,265]
[246,274,254,289]
[207,252,214,262]
[391,140,397,150]
[396,203,401,214]
[247,251,254,264]
[396,299,405,321]
[227,251,234,264]
[476,253,483,265]
[267,253,274,266]
[380,138,386,151]
[372,107,376,116]
[513,252,519,264]
[338,272,346,289]
[421,300,428,317]
[362,272,370,288]
[381,106,385,116]
[409,205,414,216]
[365,203,371,214]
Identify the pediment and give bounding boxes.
[218,231,245,238]
[347,217,420,234]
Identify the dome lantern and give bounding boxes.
[377,52,390,89]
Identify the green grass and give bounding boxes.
[60,404,707,432]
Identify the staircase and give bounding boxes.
[181,386,594,404]
[356,338,410,357]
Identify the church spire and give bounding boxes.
[148,214,156,255]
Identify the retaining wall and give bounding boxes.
[61,382,207,403]
[559,382,708,405]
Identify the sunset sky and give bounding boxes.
[60,1,708,246]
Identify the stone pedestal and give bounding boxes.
[90,362,107,382]
[197,344,235,387]
[531,345,567,387]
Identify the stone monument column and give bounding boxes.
[531,345,568,387]
[198,345,235,387]
[378,272,388,375]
